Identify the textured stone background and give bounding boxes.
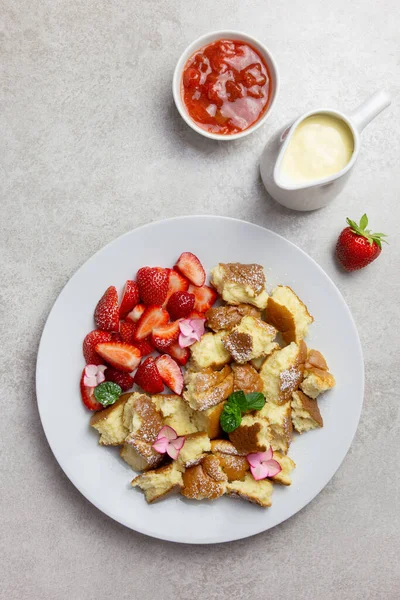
[1,1,399,598]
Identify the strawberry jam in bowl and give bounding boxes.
[173,31,279,140]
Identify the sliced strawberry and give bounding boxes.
[166,291,195,320]
[188,284,218,312]
[156,355,184,395]
[134,305,169,340]
[187,310,206,320]
[80,369,103,411]
[163,269,189,306]
[95,342,141,373]
[111,331,122,342]
[165,341,190,366]
[83,330,113,365]
[135,337,154,356]
[94,286,119,332]
[175,252,206,287]
[104,367,134,392]
[119,320,137,344]
[151,321,180,352]
[134,357,164,394]
[137,267,169,306]
[126,303,146,322]
[119,280,139,318]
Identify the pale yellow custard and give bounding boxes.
[280,114,354,184]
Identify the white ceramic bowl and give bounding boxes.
[172,30,280,141]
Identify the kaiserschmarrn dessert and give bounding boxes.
[83,252,336,508]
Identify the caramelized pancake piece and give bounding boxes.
[300,348,335,398]
[211,440,249,481]
[229,415,271,454]
[291,390,323,432]
[189,331,231,370]
[272,452,296,486]
[210,263,269,309]
[150,394,198,435]
[232,363,263,394]
[223,316,278,363]
[176,432,211,470]
[90,394,130,446]
[266,286,313,344]
[258,400,293,454]
[123,393,164,470]
[184,366,234,411]
[206,304,260,332]
[226,473,273,507]
[132,464,183,503]
[191,401,226,439]
[181,455,227,500]
[260,341,306,405]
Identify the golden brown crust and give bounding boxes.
[216,263,266,294]
[90,393,131,426]
[206,304,260,332]
[223,330,253,363]
[131,464,183,503]
[305,349,328,371]
[124,394,164,469]
[183,366,234,411]
[279,364,304,403]
[266,297,296,343]
[292,390,323,428]
[181,457,227,500]
[232,363,263,394]
[212,452,249,481]
[229,422,267,454]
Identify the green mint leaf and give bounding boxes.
[245,392,265,411]
[359,214,368,230]
[94,381,122,407]
[228,390,247,412]
[220,402,242,433]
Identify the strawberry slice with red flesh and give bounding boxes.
[83,330,113,365]
[119,280,139,318]
[163,269,189,307]
[137,267,169,306]
[126,303,146,322]
[104,367,134,392]
[151,321,180,352]
[135,337,154,357]
[134,357,164,394]
[166,291,195,320]
[95,342,141,373]
[174,252,206,287]
[134,306,169,340]
[94,286,120,332]
[188,284,218,312]
[156,355,184,395]
[119,320,137,344]
[80,369,103,411]
[165,342,190,366]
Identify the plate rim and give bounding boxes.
[36,215,364,544]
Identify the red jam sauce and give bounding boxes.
[181,39,272,135]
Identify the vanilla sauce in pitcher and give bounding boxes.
[280,114,354,184]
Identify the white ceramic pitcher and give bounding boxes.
[260,91,391,211]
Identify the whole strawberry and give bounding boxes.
[336,214,387,272]
[137,267,169,306]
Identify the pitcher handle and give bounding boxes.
[350,90,391,132]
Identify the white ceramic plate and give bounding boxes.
[36,216,364,544]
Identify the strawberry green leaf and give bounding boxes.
[359,214,368,230]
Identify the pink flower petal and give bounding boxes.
[157,425,177,441]
[189,318,205,341]
[96,371,106,385]
[170,436,185,451]
[166,444,181,460]
[265,459,282,478]
[178,333,196,348]
[83,375,98,387]
[179,320,195,337]
[97,365,107,374]
[85,364,99,377]
[250,462,271,481]
[152,437,169,454]
[246,449,273,468]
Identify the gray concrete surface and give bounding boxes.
[1,1,399,598]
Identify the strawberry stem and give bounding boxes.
[346,214,388,249]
